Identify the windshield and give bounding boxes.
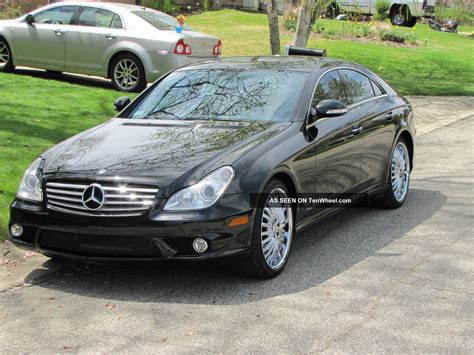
[132,10,192,30]
[127,69,309,122]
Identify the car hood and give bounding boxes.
[43,118,290,187]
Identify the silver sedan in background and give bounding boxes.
[0,2,221,91]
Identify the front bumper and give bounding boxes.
[9,197,253,262]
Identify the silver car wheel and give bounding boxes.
[113,59,139,91]
[0,43,10,69]
[391,142,410,202]
[261,187,293,270]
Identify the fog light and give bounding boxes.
[10,224,23,237]
[192,238,208,253]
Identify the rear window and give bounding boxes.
[132,10,193,30]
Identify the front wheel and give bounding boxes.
[110,53,146,92]
[0,38,14,73]
[240,179,294,279]
[372,138,411,209]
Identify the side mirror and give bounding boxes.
[26,14,35,25]
[316,99,348,118]
[114,96,130,112]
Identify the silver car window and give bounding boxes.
[33,6,79,25]
[77,7,123,29]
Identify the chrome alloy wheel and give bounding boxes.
[0,42,10,69]
[113,59,139,91]
[391,142,410,202]
[261,188,293,270]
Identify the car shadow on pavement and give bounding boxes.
[24,188,446,305]
[13,68,114,90]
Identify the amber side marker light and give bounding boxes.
[229,215,249,227]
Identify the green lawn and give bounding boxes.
[0,9,473,242]
[187,10,474,96]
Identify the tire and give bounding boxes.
[371,138,411,209]
[406,16,417,28]
[390,5,411,26]
[240,179,295,279]
[110,53,146,93]
[0,38,14,73]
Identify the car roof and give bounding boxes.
[35,2,148,12]
[178,56,356,73]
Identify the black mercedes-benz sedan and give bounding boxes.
[9,55,415,278]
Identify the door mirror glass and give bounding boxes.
[316,99,348,117]
[114,96,130,112]
[26,14,35,25]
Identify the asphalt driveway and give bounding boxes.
[0,97,473,353]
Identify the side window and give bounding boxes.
[339,69,375,104]
[312,70,348,107]
[77,7,122,28]
[371,80,384,96]
[33,6,79,25]
[111,14,123,29]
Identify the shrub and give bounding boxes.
[435,5,473,24]
[162,0,174,14]
[203,0,209,11]
[357,23,372,37]
[374,0,390,20]
[283,5,299,32]
[378,29,417,44]
[0,5,21,20]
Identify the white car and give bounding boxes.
[328,0,436,27]
[0,2,221,91]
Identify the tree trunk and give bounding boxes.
[293,0,324,47]
[265,0,281,55]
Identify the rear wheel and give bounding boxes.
[406,16,417,28]
[372,138,411,209]
[0,38,14,73]
[240,179,294,279]
[390,5,411,26]
[110,53,146,92]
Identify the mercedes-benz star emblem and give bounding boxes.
[82,183,105,210]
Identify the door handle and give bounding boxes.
[54,29,65,35]
[105,34,117,40]
[385,111,394,122]
[352,126,363,135]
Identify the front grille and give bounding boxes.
[45,181,158,217]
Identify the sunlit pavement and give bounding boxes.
[0,97,473,352]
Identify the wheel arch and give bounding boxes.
[398,130,415,171]
[107,50,146,80]
[265,170,299,220]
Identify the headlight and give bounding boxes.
[163,166,234,211]
[17,158,43,202]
